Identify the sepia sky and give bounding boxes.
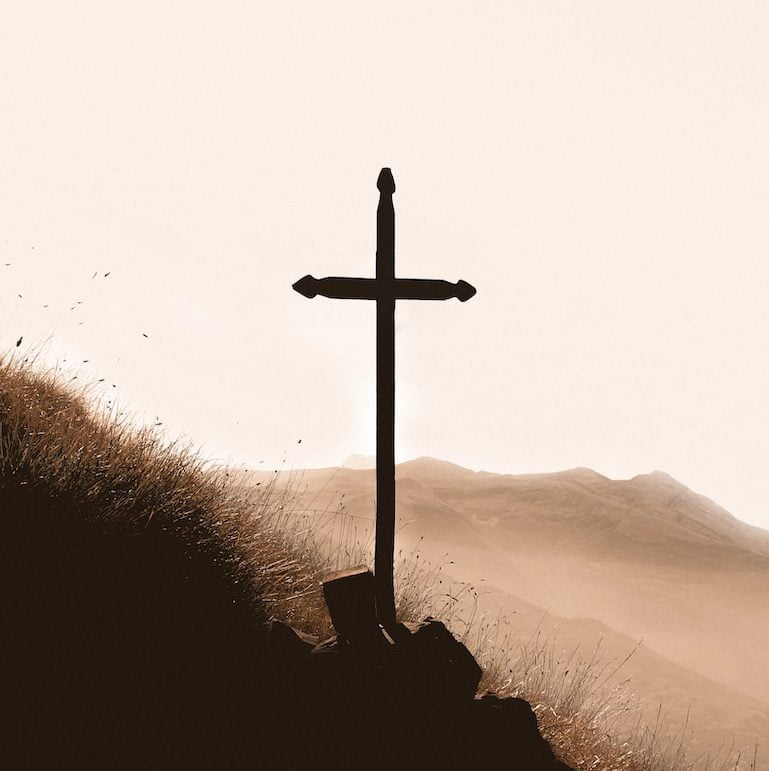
[2,1,768,528]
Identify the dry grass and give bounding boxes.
[0,353,323,628]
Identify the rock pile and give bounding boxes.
[263,567,571,770]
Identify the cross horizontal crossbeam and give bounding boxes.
[292,275,476,302]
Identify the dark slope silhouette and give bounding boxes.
[0,480,569,770]
[1,483,268,769]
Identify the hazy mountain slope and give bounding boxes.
[391,459,769,706]
[250,459,769,758]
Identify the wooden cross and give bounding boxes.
[293,168,476,631]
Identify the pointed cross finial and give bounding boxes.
[377,167,395,194]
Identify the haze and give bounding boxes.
[2,1,768,527]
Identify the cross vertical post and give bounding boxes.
[292,168,476,633]
[375,169,397,629]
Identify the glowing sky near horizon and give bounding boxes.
[2,1,768,528]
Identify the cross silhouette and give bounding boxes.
[293,168,476,631]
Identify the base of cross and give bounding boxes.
[263,566,573,769]
[321,566,412,645]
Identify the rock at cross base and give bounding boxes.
[472,693,574,770]
[393,617,483,702]
[266,618,318,664]
[321,566,385,646]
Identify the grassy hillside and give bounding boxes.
[1,356,761,770]
[0,356,331,767]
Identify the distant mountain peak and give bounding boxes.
[558,467,611,482]
[629,469,686,489]
[396,457,476,476]
[341,454,375,470]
